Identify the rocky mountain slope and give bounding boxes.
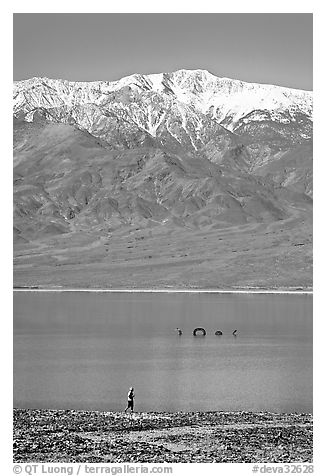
[13,69,313,289]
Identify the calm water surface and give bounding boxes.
[13,292,312,413]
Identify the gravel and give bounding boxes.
[13,409,313,463]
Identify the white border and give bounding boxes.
[8,1,314,14]
[3,4,323,476]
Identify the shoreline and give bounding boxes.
[14,408,313,463]
[13,287,313,294]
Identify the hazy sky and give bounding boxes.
[13,13,313,90]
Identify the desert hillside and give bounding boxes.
[13,70,313,289]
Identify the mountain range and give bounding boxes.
[13,69,313,289]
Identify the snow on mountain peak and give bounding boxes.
[13,69,312,136]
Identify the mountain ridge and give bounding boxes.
[13,68,313,93]
[13,68,313,289]
[13,69,312,135]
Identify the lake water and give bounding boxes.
[13,292,313,413]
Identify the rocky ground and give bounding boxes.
[13,409,313,463]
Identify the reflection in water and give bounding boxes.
[14,292,312,413]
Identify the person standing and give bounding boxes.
[124,387,135,412]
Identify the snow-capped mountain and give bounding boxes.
[13,69,312,147]
[13,69,313,289]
